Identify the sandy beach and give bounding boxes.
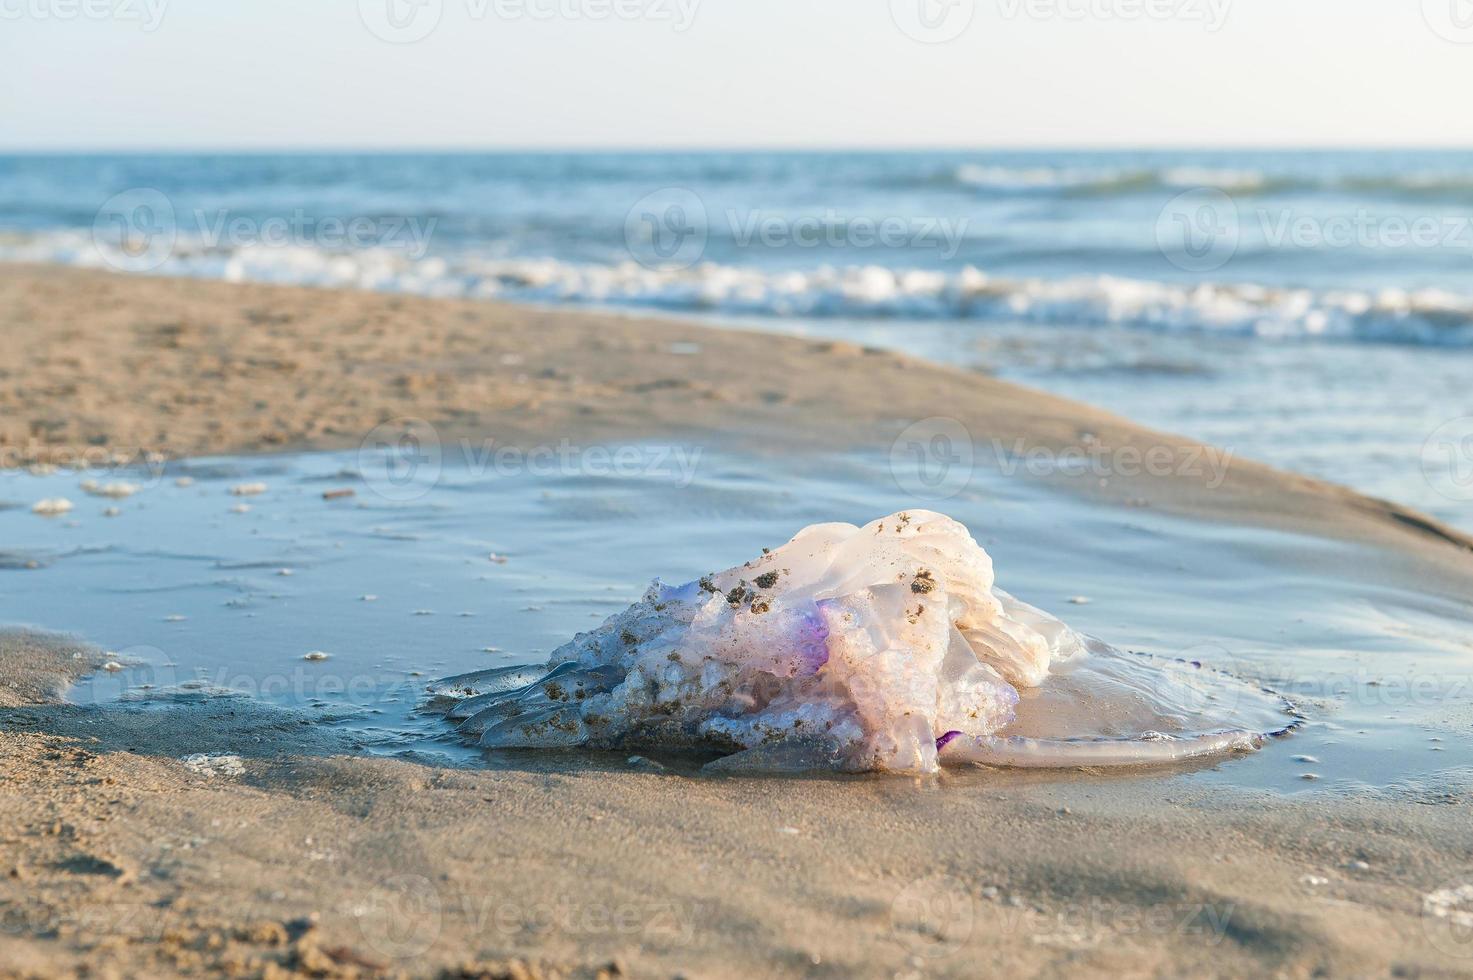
[6,627,1473,980]
[4,264,1471,562]
[5,265,1473,978]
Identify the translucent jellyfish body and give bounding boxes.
[426,511,1295,773]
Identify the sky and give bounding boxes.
[3,0,1472,150]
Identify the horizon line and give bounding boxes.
[4,143,1473,156]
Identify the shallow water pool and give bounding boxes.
[1,440,1469,794]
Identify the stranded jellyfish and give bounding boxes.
[426,511,1296,773]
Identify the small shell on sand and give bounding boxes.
[303,651,331,661]
[102,660,125,672]
[181,753,245,777]
[31,498,73,516]
[82,479,141,499]
[230,483,268,496]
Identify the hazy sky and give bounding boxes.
[3,0,1472,149]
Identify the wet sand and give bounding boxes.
[5,630,1473,979]
[4,264,1473,978]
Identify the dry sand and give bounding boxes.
[4,264,1473,978]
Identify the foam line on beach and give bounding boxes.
[7,235,1473,347]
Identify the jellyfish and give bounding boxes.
[425,511,1296,773]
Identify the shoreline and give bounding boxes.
[5,262,1473,977]
[3,263,1471,564]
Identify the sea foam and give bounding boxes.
[8,230,1473,347]
[426,511,1294,773]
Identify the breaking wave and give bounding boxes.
[6,230,1473,347]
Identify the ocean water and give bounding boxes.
[2,149,1471,527]
[2,445,1468,791]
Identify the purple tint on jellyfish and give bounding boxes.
[797,639,830,675]
[793,602,832,674]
